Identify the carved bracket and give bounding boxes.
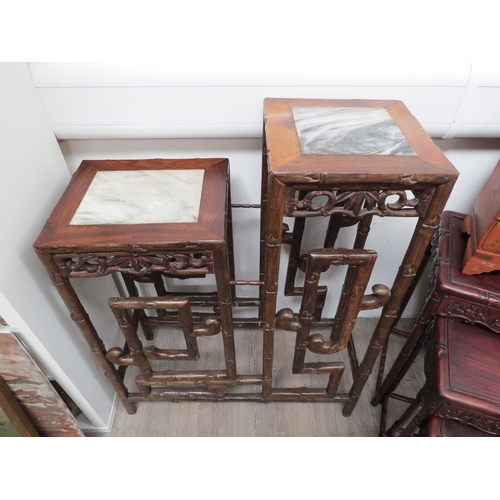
[276,308,300,332]
[107,347,135,366]
[55,251,214,278]
[438,405,500,436]
[439,298,500,333]
[287,187,433,219]
[360,284,391,310]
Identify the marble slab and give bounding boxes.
[292,106,417,156]
[70,169,205,225]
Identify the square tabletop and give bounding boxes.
[264,98,459,186]
[34,158,229,253]
[436,316,500,408]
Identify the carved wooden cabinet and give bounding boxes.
[374,211,500,434]
[388,316,500,436]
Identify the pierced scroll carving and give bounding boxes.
[287,188,433,219]
[55,251,213,278]
[275,248,383,399]
[107,316,222,366]
[439,299,500,332]
[438,406,500,436]
[107,296,234,388]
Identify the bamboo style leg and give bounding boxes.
[213,243,237,379]
[258,125,268,321]
[283,216,328,321]
[344,181,455,417]
[375,242,431,398]
[386,386,428,436]
[121,273,154,341]
[262,174,286,397]
[35,250,136,414]
[353,215,373,250]
[324,214,345,249]
[373,297,437,406]
[344,253,425,416]
[151,272,167,319]
[284,217,305,295]
[108,303,153,397]
[378,331,427,435]
[227,180,237,303]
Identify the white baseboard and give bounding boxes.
[77,394,119,434]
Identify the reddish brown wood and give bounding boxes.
[262,174,286,398]
[462,159,500,274]
[421,416,492,437]
[33,102,460,416]
[262,98,459,415]
[33,158,228,253]
[106,295,242,395]
[388,316,500,436]
[374,211,500,414]
[121,273,154,340]
[265,98,456,185]
[34,158,236,414]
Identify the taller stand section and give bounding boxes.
[260,98,459,416]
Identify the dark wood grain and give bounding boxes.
[389,316,500,436]
[33,158,236,414]
[33,158,228,253]
[262,98,458,416]
[264,98,457,184]
[33,101,460,418]
[422,416,492,437]
[374,211,500,417]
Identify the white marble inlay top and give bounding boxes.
[292,106,417,156]
[70,169,205,225]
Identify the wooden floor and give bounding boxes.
[86,318,424,437]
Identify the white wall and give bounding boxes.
[0,63,122,431]
[27,62,500,140]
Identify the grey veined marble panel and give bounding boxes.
[292,106,417,156]
[70,169,205,225]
